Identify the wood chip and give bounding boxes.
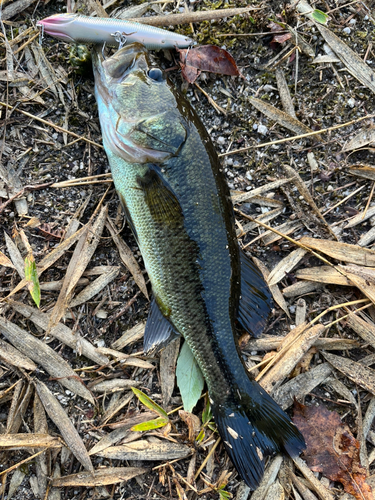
[295,266,352,286]
[9,301,109,365]
[90,379,140,393]
[0,317,94,403]
[52,467,148,487]
[106,217,148,299]
[283,280,323,298]
[160,337,180,408]
[293,456,334,500]
[111,321,145,350]
[246,336,359,352]
[347,313,375,350]
[358,226,375,247]
[268,248,307,286]
[96,439,191,460]
[323,352,375,395]
[251,455,283,500]
[258,324,325,393]
[346,205,375,228]
[299,236,375,266]
[273,363,332,409]
[0,433,62,448]
[35,380,94,473]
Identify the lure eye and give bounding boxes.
[148,68,163,82]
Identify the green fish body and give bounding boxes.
[93,44,305,489]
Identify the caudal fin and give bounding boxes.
[211,378,305,489]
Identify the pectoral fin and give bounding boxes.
[130,112,188,155]
[238,250,272,337]
[144,297,180,354]
[137,166,183,227]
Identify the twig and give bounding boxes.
[362,181,375,220]
[129,7,257,27]
[100,291,141,332]
[220,113,375,157]
[194,437,221,480]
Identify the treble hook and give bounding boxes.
[111,31,128,50]
[102,41,107,60]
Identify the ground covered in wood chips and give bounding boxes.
[0,0,375,498]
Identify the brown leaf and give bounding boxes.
[293,402,373,500]
[177,45,240,84]
[179,410,200,442]
[0,433,62,448]
[35,380,94,473]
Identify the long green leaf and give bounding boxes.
[131,417,169,432]
[176,342,204,412]
[131,387,168,418]
[25,253,41,307]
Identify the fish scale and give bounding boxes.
[93,43,305,490]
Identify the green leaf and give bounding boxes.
[202,399,212,424]
[196,428,205,444]
[218,489,231,500]
[131,417,169,432]
[311,9,329,24]
[131,387,168,418]
[176,342,204,412]
[24,253,40,307]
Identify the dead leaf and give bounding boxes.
[299,236,375,266]
[293,402,373,500]
[111,321,145,350]
[0,338,36,371]
[0,249,15,268]
[177,45,240,84]
[35,380,94,473]
[106,217,148,299]
[268,248,307,286]
[0,317,94,403]
[52,467,148,487]
[160,337,180,407]
[179,410,200,442]
[342,128,375,152]
[316,23,375,95]
[9,300,109,366]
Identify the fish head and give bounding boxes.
[93,43,188,163]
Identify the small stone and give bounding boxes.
[257,124,268,135]
[327,185,334,191]
[217,136,226,145]
[347,97,355,108]
[343,27,351,34]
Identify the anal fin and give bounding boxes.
[144,297,180,354]
[238,249,273,338]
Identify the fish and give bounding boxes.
[37,14,194,50]
[92,43,305,490]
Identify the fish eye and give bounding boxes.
[148,68,163,82]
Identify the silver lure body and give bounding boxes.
[37,13,194,50]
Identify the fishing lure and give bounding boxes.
[37,13,194,50]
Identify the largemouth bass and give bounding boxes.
[92,43,305,489]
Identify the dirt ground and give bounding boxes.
[0,0,375,498]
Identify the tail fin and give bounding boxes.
[211,378,305,489]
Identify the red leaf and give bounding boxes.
[177,45,240,84]
[293,402,373,500]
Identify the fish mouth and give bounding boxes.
[94,43,149,81]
